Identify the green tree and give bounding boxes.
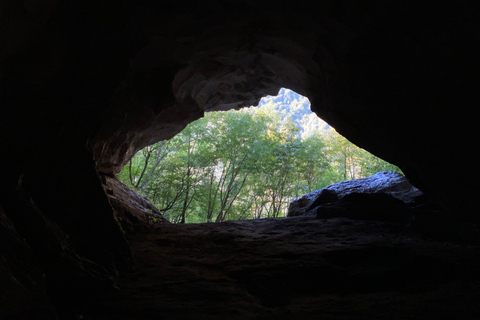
[294,132,329,195]
[195,110,270,222]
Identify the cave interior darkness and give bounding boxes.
[1,1,480,319]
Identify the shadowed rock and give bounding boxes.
[0,205,55,319]
[288,171,423,221]
[103,175,170,233]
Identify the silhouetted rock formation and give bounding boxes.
[288,171,423,221]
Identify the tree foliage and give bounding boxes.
[119,106,402,223]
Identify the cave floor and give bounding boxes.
[92,216,480,320]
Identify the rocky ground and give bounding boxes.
[78,215,480,320]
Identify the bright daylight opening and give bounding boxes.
[119,89,401,223]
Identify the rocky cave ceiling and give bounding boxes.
[1,1,480,318]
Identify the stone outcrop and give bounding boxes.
[103,175,170,234]
[1,1,480,317]
[288,171,423,217]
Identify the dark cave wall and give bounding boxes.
[0,0,479,316]
[1,1,133,315]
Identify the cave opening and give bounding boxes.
[2,2,480,319]
[119,88,401,224]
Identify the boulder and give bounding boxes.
[288,171,423,221]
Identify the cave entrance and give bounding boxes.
[119,89,401,223]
